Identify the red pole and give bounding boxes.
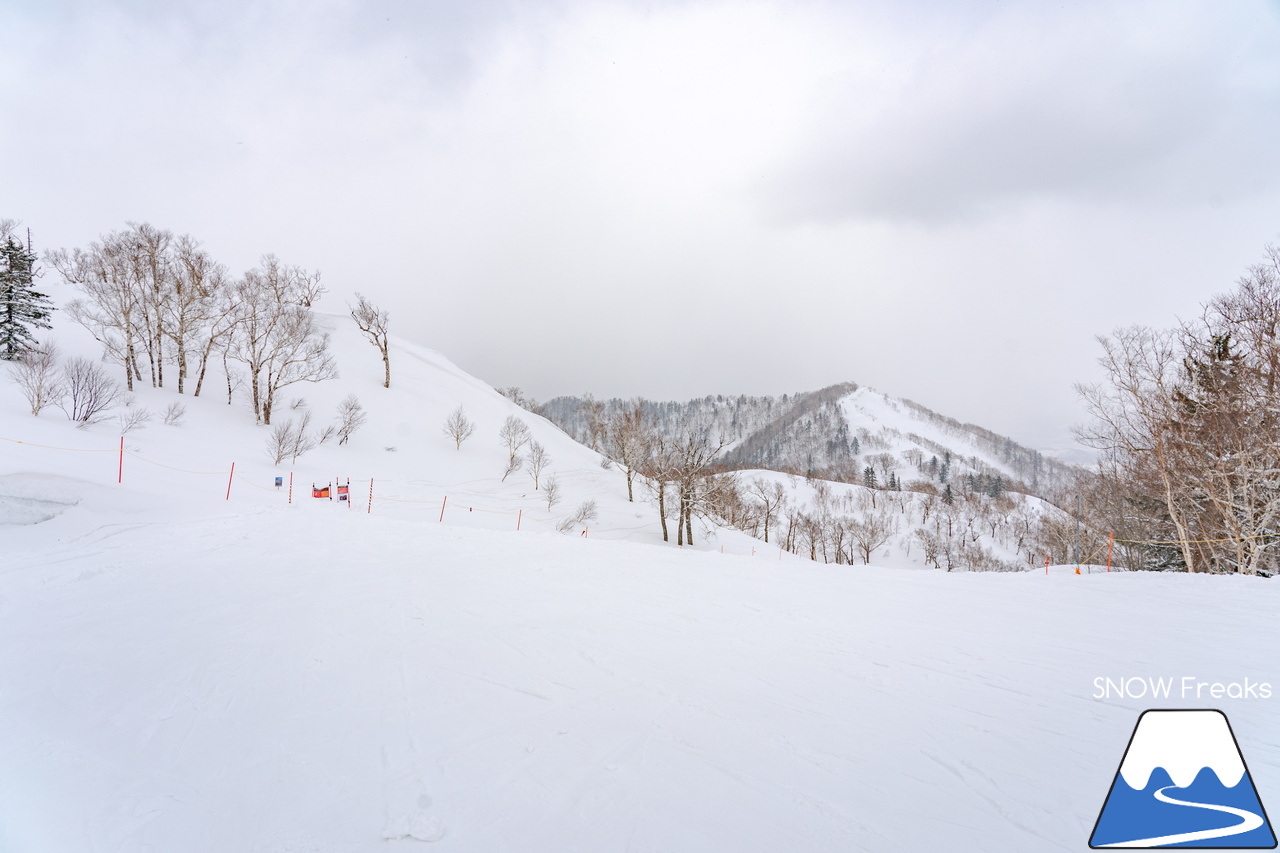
[288,472,293,505]
[1107,531,1114,572]
[439,495,447,522]
[517,508,522,531]
[226,462,235,500]
[1045,555,1050,575]
[118,436,124,483]
[367,478,374,514]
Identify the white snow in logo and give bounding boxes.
[1118,710,1246,790]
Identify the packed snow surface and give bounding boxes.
[3,501,1279,852]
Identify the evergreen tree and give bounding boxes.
[942,483,955,505]
[0,233,54,360]
[863,466,878,489]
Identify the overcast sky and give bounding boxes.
[4,0,1279,453]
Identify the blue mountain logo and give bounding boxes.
[1091,709,1276,848]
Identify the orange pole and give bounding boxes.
[118,436,124,483]
[226,462,235,500]
[517,509,522,530]
[439,495,447,522]
[1107,531,1114,572]
[1045,555,1049,575]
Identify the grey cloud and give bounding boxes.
[762,3,1280,224]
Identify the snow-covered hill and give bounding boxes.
[0,310,766,555]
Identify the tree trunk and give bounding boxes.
[176,331,187,394]
[124,339,136,391]
[658,482,669,542]
[676,487,684,546]
[223,349,233,404]
[194,337,216,397]
[382,348,390,389]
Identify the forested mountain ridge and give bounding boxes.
[539,383,1077,501]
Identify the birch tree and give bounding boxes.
[350,293,391,388]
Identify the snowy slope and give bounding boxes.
[3,503,1278,852]
[3,314,1278,852]
[0,310,764,554]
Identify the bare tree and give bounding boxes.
[117,404,152,434]
[669,429,726,546]
[442,406,475,449]
[230,256,337,424]
[639,434,677,542]
[543,474,561,510]
[502,454,524,483]
[191,272,240,398]
[266,413,319,464]
[162,401,186,426]
[125,222,174,389]
[582,394,607,451]
[527,441,550,489]
[166,234,228,394]
[748,477,788,544]
[914,528,942,569]
[290,411,317,461]
[848,509,897,564]
[349,293,391,388]
[558,499,598,532]
[1076,326,1198,572]
[58,357,121,423]
[336,394,366,444]
[9,340,61,415]
[48,235,144,390]
[266,421,293,465]
[605,398,651,502]
[497,386,541,413]
[499,415,531,462]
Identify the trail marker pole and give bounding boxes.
[118,437,123,483]
[1107,531,1114,572]
[1045,555,1049,575]
[517,509,522,531]
[439,495,447,523]
[368,478,374,514]
[226,462,235,500]
[288,472,293,505]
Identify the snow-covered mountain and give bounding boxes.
[541,382,1079,499]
